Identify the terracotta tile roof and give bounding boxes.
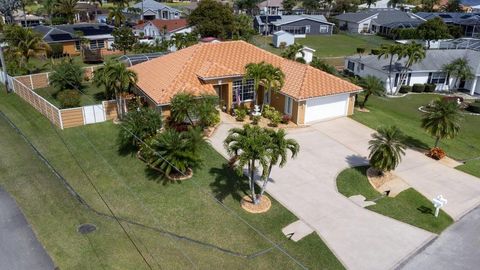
[129,41,361,105]
[133,19,188,33]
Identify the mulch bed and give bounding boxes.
[366,167,393,189]
[241,195,271,213]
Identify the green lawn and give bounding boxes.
[35,83,106,108]
[26,55,119,75]
[0,90,344,269]
[337,167,453,234]
[351,94,480,177]
[251,33,394,59]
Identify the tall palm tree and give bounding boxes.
[358,75,385,108]
[260,129,299,196]
[112,0,130,8]
[3,25,48,64]
[170,92,196,125]
[244,62,285,106]
[281,43,304,61]
[368,125,406,174]
[108,6,126,27]
[93,60,138,119]
[224,125,271,205]
[421,98,462,148]
[396,42,425,94]
[442,58,474,90]
[55,0,78,24]
[377,44,403,93]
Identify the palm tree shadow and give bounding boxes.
[209,164,249,203]
[404,136,430,151]
[144,166,180,186]
[346,154,369,167]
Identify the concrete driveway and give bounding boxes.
[210,121,434,270]
[0,187,54,270]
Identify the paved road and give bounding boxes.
[0,187,54,270]
[401,206,480,270]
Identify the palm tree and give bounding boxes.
[118,107,163,151]
[358,76,385,108]
[108,6,126,27]
[421,98,462,148]
[260,129,299,196]
[93,60,138,119]
[55,0,78,24]
[281,43,304,61]
[244,62,284,106]
[112,0,130,8]
[170,32,198,50]
[396,42,425,94]
[170,92,196,125]
[224,125,271,205]
[3,25,48,64]
[368,125,406,174]
[388,0,405,8]
[377,44,403,94]
[365,0,376,8]
[442,58,474,90]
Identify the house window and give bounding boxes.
[347,61,355,71]
[233,79,255,102]
[360,64,364,70]
[75,41,81,51]
[285,96,293,115]
[306,25,311,33]
[281,26,306,35]
[319,25,328,33]
[429,72,447,84]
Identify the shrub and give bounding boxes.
[412,84,425,93]
[49,43,64,58]
[282,114,291,124]
[118,107,162,152]
[424,83,436,92]
[57,89,81,108]
[371,49,380,55]
[466,103,480,113]
[262,105,275,119]
[49,59,83,91]
[269,110,282,127]
[251,115,261,125]
[234,108,247,121]
[399,85,412,93]
[279,42,287,49]
[356,47,365,54]
[196,95,219,128]
[443,96,463,103]
[427,147,446,160]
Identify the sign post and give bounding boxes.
[432,195,448,218]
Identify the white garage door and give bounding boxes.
[305,94,349,123]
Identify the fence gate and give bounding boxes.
[83,104,106,124]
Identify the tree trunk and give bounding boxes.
[362,93,370,108]
[115,90,122,119]
[387,55,394,94]
[453,77,458,91]
[260,163,273,196]
[250,159,258,205]
[434,137,440,148]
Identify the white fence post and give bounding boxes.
[29,75,34,89]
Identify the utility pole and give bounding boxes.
[0,45,10,93]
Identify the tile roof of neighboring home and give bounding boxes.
[129,41,361,105]
[134,19,188,32]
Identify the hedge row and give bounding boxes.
[398,83,436,93]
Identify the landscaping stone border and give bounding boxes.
[240,195,271,213]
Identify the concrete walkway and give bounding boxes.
[401,206,480,270]
[210,121,435,270]
[0,187,54,270]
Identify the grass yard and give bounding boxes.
[26,54,119,75]
[351,94,480,177]
[337,167,453,234]
[251,33,394,59]
[0,90,344,269]
[35,83,107,108]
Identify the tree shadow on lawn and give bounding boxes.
[209,164,249,203]
[404,135,430,151]
[144,166,185,186]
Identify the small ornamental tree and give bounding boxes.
[118,107,163,152]
[417,18,451,48]
[358,75,385,108]
[49,59,83,91]
[187,0,234,38]
[112,26,136,55]
[368,125,406,174]
[421,98,462,149]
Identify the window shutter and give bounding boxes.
[427,72,432,84]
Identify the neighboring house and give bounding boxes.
[13,11,44,26]
[32,23,115,56]
[345,49,480,95]
[126,0,181,21]
[272,30,295,47]
[335,10,425,35]
[129,41,361,124]
[74,2,103,23]
[254,15,334,37]
[358,0,415,11]
[257,0,284,15]
[416,12,480,38]
[133,19,191,40]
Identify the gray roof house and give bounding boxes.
[345,49,480,95]
[335,10,425,35]
[254,14,334,36]
[416,12,480,37]
[125,0,181,21]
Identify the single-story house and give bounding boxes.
[125,0,181,21]
[358,0,415,11]
[345,49,480,95]
[13,11,44,26]
[272,30,294,47]
[416,12,480,38]
[129,41,361,125]
[335,10,425,34]
[133,19,191,39]
[32,23,114,55]
[254,15,334,37]
[257,0,284,15]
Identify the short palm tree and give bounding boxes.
[421,98,462,148]
[224,125,271,205]
[359,75,385,108]
[260,129,299,196]
[3,25,48,64]
[244,62,285,106]
[170,92,196,125]
[118,107,162,151]
[442,58,474,90]
[368,125,406,174]
[281,43,304,61]
[108,6,126,27]
[54,0,78,23]
[170,32,198,50]
[263,64,285,101]
[377,44,404,93]
[93,60,138,119]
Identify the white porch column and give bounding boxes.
[470,77,478,96]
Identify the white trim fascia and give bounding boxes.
[272,17,335,26]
